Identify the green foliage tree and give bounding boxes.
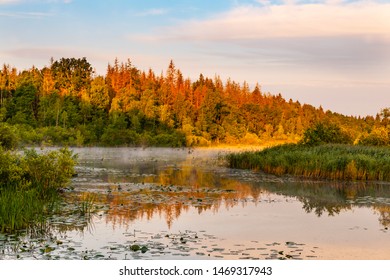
[301,122,353,146]
[51,57,93,95]
[89,76,111,111]
[6,79,38,127]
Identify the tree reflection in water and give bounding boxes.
[70,161,390,231]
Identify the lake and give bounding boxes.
[1,147,389,260]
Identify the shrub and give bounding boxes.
[153,132,186,147]
[101,128,139,146]
[21,148,77,199]
[0,122,19,150]
[301,122,353,146]
[0,148,23,190]
[358,127,389,146]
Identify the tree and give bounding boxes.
[51,57,93,95]
[380,108,390,127]
[0,64,17,109]
[358,127,389,146]
[6,78,38,127]
[89,76,111,111]
[0,57,379,147]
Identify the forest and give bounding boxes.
[0,57,389,148]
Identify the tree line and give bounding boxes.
[0,57,388,148]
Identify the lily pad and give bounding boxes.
[130,244,141,251]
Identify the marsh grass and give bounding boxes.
[0,148,76,233]
[0,188,56,233]
[226,144,390,181]
[76,193,97,217]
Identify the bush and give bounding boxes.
[0,122,19,150]
[101,128,139,146]
[21,148,77,199]
[301,122,353,146]
[0,148,23,190]
[15,124,43,145]
[0,148,77,232]
[153,132,186,147]
[186,135,211,147]
[358,127,389,146]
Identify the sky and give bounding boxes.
[0,0,389,117]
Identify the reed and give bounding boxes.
[76,193,97,217]
[0,188,51,232]
[0,148,77,233]
[226,144,390,181]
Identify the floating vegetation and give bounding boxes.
[129,244,148,253]
[0,222,319,260]
[347,196,390,206]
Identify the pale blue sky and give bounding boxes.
[0,0,389,116]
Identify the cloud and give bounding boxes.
[2,47,73,60]
[129,1,390,76]
[123,1,389,117]
[0,0,20,4]
[0,11,53,18]
[160,1,390,41]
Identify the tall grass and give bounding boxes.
[226,144,390,181]
[0,148,77,233]
[76,193,97,217]
[0,188,49,232]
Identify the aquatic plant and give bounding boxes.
[226,144,390,181]
[76,193,97,217]
[0,148,77,232]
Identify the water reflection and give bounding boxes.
[70,185,251,230]
[70,147,390,231]
[374,205,390,228]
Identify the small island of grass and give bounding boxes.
[227,144,390,181]
[227,122,390,181]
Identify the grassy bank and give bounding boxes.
[226,144,390,181]
[0,148,76,233]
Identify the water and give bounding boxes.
[1,147,389,260]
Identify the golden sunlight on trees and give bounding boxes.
[0,58,387,147]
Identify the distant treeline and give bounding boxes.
[0,57,389,148]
